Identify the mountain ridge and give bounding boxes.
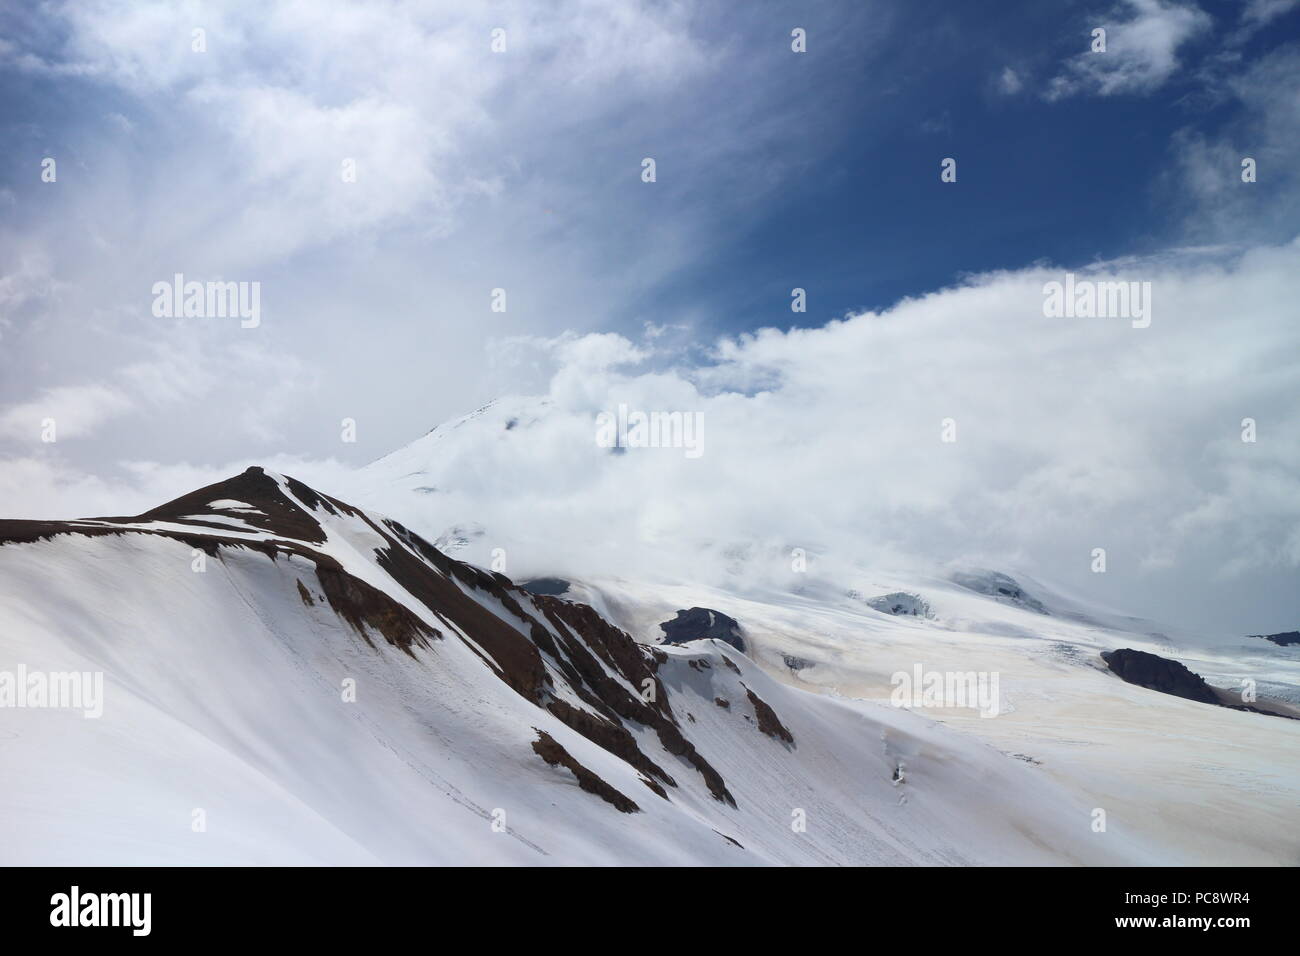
[0,466,1158,864]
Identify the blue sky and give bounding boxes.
[0,1,1298,633]
[2,0,1296,378]
[625,0,1300,332]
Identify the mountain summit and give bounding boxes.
[0,468,1157,864]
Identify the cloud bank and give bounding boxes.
[4,238,1297,637]
[340,240,1300,637]
[3,1,1297,640]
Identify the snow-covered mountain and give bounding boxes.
[0,466,1185,865]
[334,403,1300,866]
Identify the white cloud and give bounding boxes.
[7,242,1298,633]
[336,240,1300,634]
[0,336,318,449]
[3,0,1296,639]
[1046,0,1211,100]
[0,0,849,472]
[3,0,712,266]
[1242,0,1299,28]
[0,453,354,520]
[1165,45,1300,245]
[0,384,133,440]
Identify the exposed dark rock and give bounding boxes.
[545,698,675,791]
[865,592,932,618]
[147,466,331,544]
[1251,631,1300,647]
[1100,648,1218,704]
[1,467,748,812]
[376,520,550,698]
[315,561,442,657]
[782,654,814,671]
[639,776,670,799]
[531,731,639,813]
[521,577,571,596]
[1103,650,1298,721]
[659,607,745,652]
[714,697,730,709]
[951,571,1047,614]
[530,594,735,806]
[742,684,794,745]
[653,715,735,806]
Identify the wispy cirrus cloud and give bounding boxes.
[1242,0,1300,31]
[0,0,864,470]
[1165,44,1300,246]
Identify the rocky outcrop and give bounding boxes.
[866,592,932,618]
[743,684,795,745]
[0,467,753,815]
[1100,648,1218,705]
[951,571,1047,614]
[520,577,571,596]
[659,607,746,652]
[1251,631,1300,647]
[1103,647,1298,720]
[782,654,814,671]
[531,731,640,813]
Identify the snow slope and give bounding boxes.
[0,468,1168,865]
[560,570,1300,866]
[338,404,1300,866]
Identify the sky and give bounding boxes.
[1,0,1298,635]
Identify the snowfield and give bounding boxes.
[566,571,1300,866]
[0,466,1236,866]
[332,400,1300,866]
